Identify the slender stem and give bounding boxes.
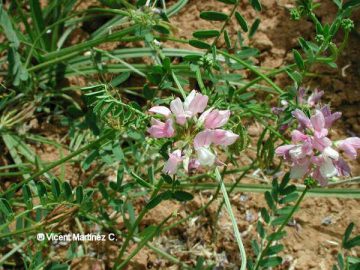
[171,71,187,99]
[219,50,284,95]
[210,0,240,49]
[215,168,247,270]
[254,186,309,270]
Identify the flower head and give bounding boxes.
[276,105,360,185]
[148,90,238,175]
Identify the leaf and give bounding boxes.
[343,222,354,246]
[343,0,360,9]
[200,11,228,21]
[280,184,297,195]
[251,240,260,256]
[36,182,47,198]
[0,198,13,219]
[279,193,299,204]
[22,184,33,208]
[279,172,291,191]
[267,244,284,256]
[131,171,152,188]
[7,47,29,86]
[172,191,194,202]
[259,256,282,267]
[217,0,236,4]
[62,182,73,201]
[267,231,286,241]
[51,179,61,199]
[0,4,20,48]
[189,39,211,49]
[145,191,173,210]
[82,150,98,170]
[332,0,342,8]
[76,186,83,204]
[193,30,220,39]
[195,256,206,269]
[110,72,131,87]
[265,191,275,210]
[261,207,270,223]
[29,0,50,50]
[293,49,305,70]
[98,182,109,199]
[224,30,232,49]
[345,236,360,249]
[272,216,287,226]
[337,253,345,269]
[256,221,265,238]
[235,12,248,32]
[153,24,170,34]
[250,0,262,11]
[248,18,260,38]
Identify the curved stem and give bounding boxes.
[254,186,309,270]
[215,167,247,270]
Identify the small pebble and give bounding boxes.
[321,216,333,225]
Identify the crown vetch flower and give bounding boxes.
[163,150,183,175]
[147,118,175,138]
[148,90,238,174]
[276,105,360,185]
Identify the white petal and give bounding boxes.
[196,147,216,166]
[323,146,339,160]
[184,90,196,111]
[319,157,338,178]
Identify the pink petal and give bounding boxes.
[291,130,308,143]
[292,109,311,129]
[345,137,360,148]
[149,106,171,117]
[338,140,357,159]
[170,98,187,125]
[188,159,200,171]
[188,93,208,114]
[204,109,230,129]
[275,145,295,157]
[310,110,325,132]
[212,129,239,146]
[147,118,175,138]
[290,161,309,179]
[312,168,328,186]
[163,150,183,175]
[194,130,214,149]
[334,158,351,177]
[307,89,324,107]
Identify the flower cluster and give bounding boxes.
[147,90,238,175]
[276,106,360,185]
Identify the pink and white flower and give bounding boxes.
[147,118,175,138]
[148,90,238,174]
[163,150,183,175]
[276,106,360,185]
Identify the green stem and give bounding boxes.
[254,186,309,270]
[215,168,247,270]
[210,0,240,49]
[219,50,284,95]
